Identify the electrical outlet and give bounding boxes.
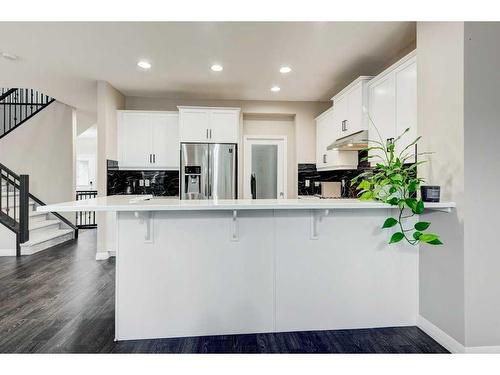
[305,179,310,187]
[139,180,144,187]
[145,179,150,187]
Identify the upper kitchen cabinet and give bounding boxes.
[117,111,179,169]
[178,106,241,143]
[367,51,417,165]
[315,107,358,171]
[331,76,372,137]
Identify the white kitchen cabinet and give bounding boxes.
[331,76,372,137]
[178,107,211,143]
[395,59,417,161]
[118,112,153,168]
[210,109,240,143]
[368,74,396,164]
[178,106,240,143]
[151,113,180,168]
[367,51,417,165]
[315,107,358,171]
[118,111,179,169]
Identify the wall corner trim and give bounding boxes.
[417,315,465,353]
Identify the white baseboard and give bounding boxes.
[0,248,16,257]
[418,315,500,353]
[417,315,465,353]
[95,251,111,260]
[465,345,500,353]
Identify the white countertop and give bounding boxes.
[37,195,456,212]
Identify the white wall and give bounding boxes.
[463,22,500,348]
[125,97,330,164]
[96,81,125,258]
[0,224,16,256]
[417,22,466,345]
[0,101,76,223]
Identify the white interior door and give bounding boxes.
[243,136,287,199]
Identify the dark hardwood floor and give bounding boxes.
[0,229,448,354]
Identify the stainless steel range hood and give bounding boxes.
[327,130,368,151]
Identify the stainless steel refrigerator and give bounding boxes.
[180,143,237,200]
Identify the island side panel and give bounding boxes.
[115,210,275,340]
[274,209,419,332]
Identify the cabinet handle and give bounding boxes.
[323,154,327,164]
[342,120,348,132]
[149,154,152,163]
[206,128,209,139]
[153,154,156,163]
[209,129,212,139]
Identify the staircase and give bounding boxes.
[1,88,55,139]
[1,162,78,257]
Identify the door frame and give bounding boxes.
[243,135,287,199]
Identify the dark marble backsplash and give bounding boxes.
[298,163,370,198]
[106,160,179,196]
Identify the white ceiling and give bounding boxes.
[0,22,415,112]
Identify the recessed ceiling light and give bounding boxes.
[1,52,18,61]
[279,66,292,74]
[137,60,152,70]
[271,86,281,92]
[211,64,223,72]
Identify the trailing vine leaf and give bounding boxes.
[418,233,440,243]
[427,238,444,245]
[351,115,443,246]
[413,231,423,240]
[382,218,398,228]
[414,222,431,231]
[415,200,424,214]
[389,232,405,244]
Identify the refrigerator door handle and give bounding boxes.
[251,173,257,199]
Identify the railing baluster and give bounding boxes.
[1,88,54,139]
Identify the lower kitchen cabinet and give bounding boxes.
[118,111,179,169]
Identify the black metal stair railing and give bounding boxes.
[0,88,55,139]
[75,190,98,229]
[0,162,79,257]
[0,163,29,256]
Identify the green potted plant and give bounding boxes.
[352,118,443,245]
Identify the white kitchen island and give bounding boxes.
[39,196,455,341]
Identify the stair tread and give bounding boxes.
[21,228,73,246]
[29,210,46,217]
[29,219,60,230]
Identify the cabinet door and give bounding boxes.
[334,95,349,137]
[151,113,179,169]
[179,108,210,143]
[325,108,358,169]
[209,109,239,143]
[315,113,329,168]
[118,112,152,167]
[395,59,417,163]
[368,74,396,166]
[347,83,364,134]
